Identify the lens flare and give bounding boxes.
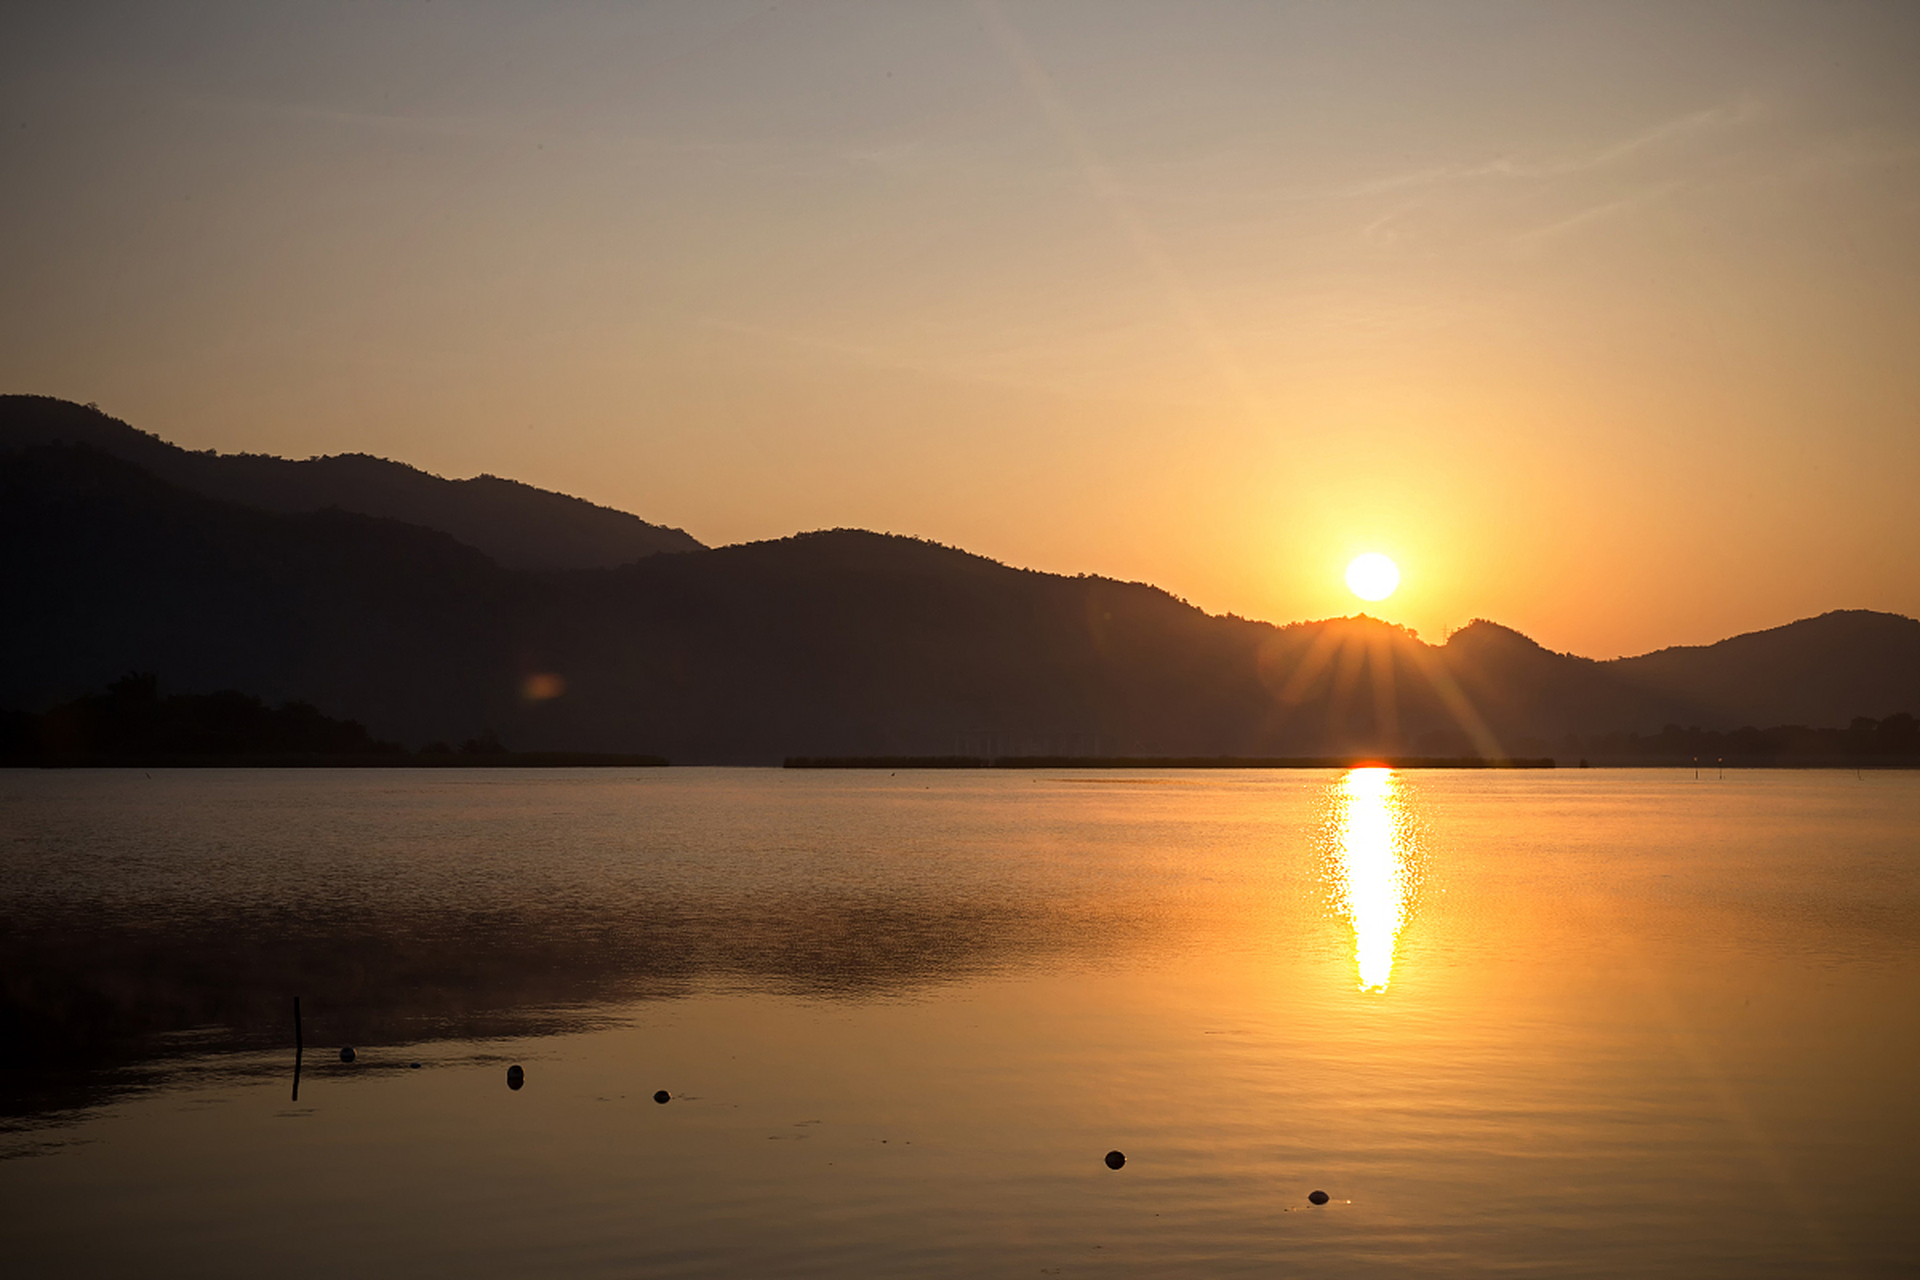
[1326,767,1418,992]
[522,672,567,701]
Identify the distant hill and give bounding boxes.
[2,443,521,748]
[1434,614,1920,757]
[0,395,703,570]
[3,425,1914,763]
[1611,611,1920,729]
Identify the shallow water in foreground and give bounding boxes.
[2,767,1916,1277]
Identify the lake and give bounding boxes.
[2,767,1915,1277]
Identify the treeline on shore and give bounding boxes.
[1577,713,1917,762]
[784,755,1557,769]
[0,674,665,766]
[8,674,1913,770]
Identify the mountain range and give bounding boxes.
[4,395,1915,763]
[1,394,701,571]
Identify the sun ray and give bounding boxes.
[1278,623,1348,707]
[1328,632,1369,743]
[1367,627,1400,747]
[1405,644,1508,761]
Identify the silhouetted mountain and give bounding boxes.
[3,443,519,746]
[1434,613,1920,751]
[1612,611,1920,728]
[3,432,1915,762]
[0,395,702,570]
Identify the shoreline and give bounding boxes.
[2,751,670,769]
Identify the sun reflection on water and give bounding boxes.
[1326,767,1421,993]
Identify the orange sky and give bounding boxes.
[3,2,1916,657]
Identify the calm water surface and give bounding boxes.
[2,767,1915,1277]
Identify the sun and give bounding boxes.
[1345,552,1400,602]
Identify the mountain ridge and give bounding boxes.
[4,402,1915,762]
[0,394,703,571]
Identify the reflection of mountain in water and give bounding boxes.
[7,766,1209,1133]
[1,889,1138,1127]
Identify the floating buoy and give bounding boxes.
[653,1090,671,1104]
[1308,1190,1329,1205]
[339,1047,356,1064]
[1104,1150,1126,1170]
[507,1064,525,1090]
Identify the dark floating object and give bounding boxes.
[506,1064,525,1090]
[409,1062,422,1070]
[1104,1150,1126,1170]
[338,1047,356,1064]
[653,1090,671,1105]
[1308,1190,1330,1205]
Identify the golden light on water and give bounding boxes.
[1327,767,1419,992]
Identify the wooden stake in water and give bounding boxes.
[292,996,303,1102]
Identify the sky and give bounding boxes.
[3,1,1917,658]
